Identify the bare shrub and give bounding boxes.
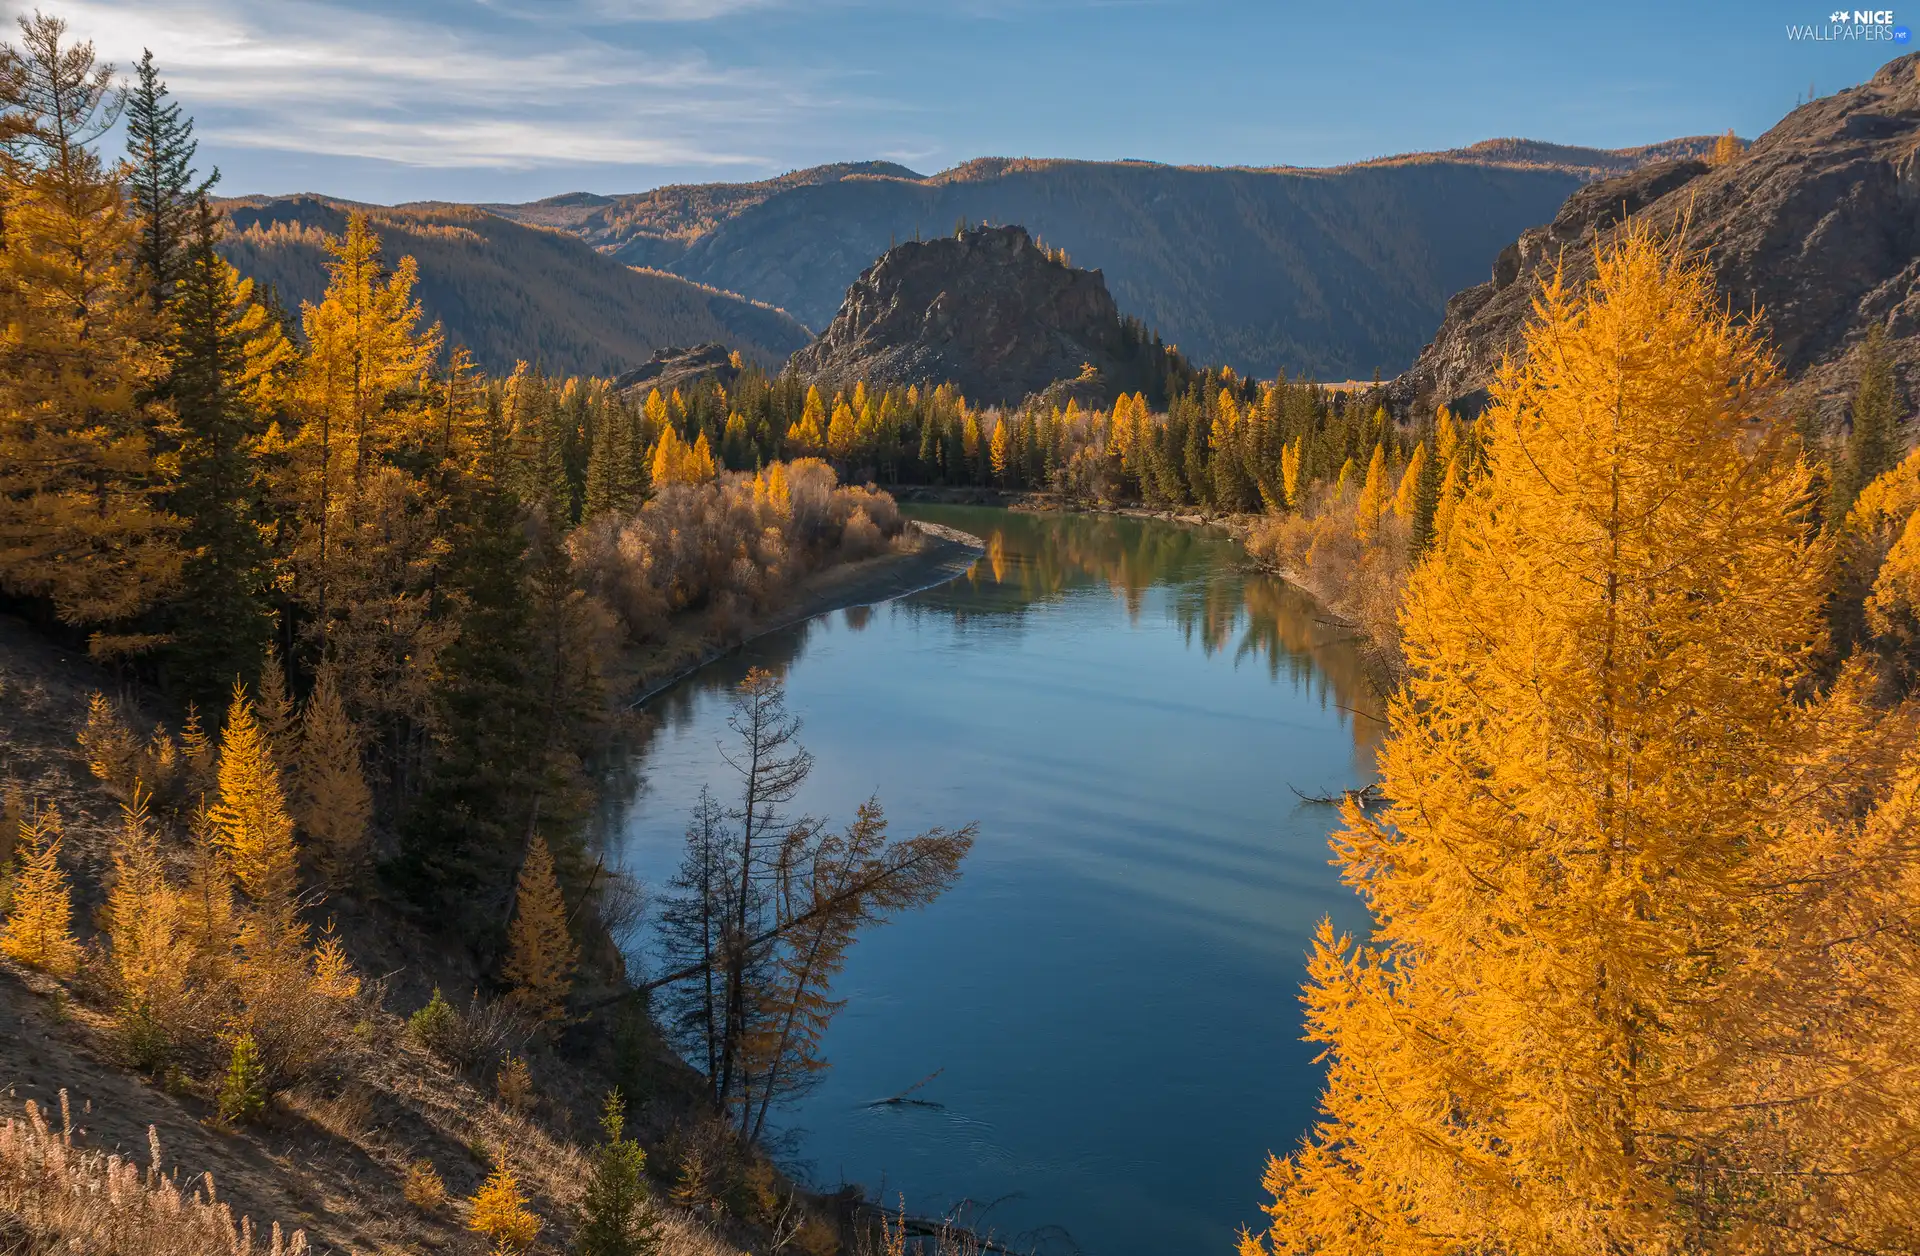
[0,1093,307,1256]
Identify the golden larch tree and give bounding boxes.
[1392,442,1427,517]
[0,802,79,976]
[292,662,372,882]
[1244,227,1835,1256]
[502,834,578,1023]
[211,684,300,915]
[0,15,180,652]
[104,787,189,1024]
[1353,444,1388,539]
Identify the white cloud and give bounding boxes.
[42,0,846,170]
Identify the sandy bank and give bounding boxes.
[622,519,986,708]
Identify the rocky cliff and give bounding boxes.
[786,224,1174,405]
[1390,55,1920,422]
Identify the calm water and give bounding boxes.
[605,505,1381,1256]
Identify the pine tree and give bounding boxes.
[293,663,371,883]
[124,48,216,310]
[211,684,299,914]
[0,15,180,649]
[0,803,79,977]
[163,198,280,703]
[1243,228,1831,1256]
[502,834,578,1023]
[575,1090,663,1256]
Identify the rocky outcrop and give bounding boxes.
[612,342,738,397]
[787,225,1173,405]
[1390,53,1920,423]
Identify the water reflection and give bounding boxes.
[605,505,1383,1256]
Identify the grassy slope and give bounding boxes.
[0,614,743,1256]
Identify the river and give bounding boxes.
[604,505,1383,1256]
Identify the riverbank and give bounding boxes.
[616,519,986,709]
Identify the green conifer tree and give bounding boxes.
[125,49,216,310]
[163,199,276,702]
[574,1090,663,1256]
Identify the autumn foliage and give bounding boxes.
[1244,227,1920,1255]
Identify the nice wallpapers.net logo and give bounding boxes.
[1787,8,1910,39]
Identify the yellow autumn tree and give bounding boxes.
[293,663,372,883]
[1392,442,1427,517]
[0,802,79,977]
[827,397,858,460]
[104,787,190,1040]
[650,425,716,487]
[287,213,440,630]
[211,684,300,917]
[1244,227,1834,1256]
[989,418,1011,481]
[0,15,180,652]
[502,834,577,1023]
[1353,444,1388,539]
[1280,438,1302,508]
[468,1167,541,1254]
[787,385,826,453]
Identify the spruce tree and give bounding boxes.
[125,49,216,311]
[1830,324,1900,522]
[575,1091,663,1256]
[163,199,276,703]
[1409,436,1443,554]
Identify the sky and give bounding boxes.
[37,0,1915,204]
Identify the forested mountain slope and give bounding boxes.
[485,139,1718,379]
[216,196,813,378]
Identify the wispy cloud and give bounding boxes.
[47,0,852,170]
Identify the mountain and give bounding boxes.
[787,224,1182,405]
[1388,56,1919,423]
[214,197,814,378]
[484,139,1721,380]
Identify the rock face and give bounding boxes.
[1390,53,1920,423]
[612,343,738,397]
[787,225,1166,405]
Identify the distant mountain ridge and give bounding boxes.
[481,137,1721,379]
[214,196,813,379]
[1387,56,1917,423]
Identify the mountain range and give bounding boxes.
[479,137,1725,380]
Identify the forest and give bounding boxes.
[2,11,1918,1256]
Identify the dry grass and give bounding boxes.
[0,1091,306,1256]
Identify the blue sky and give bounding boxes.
[45,0,1913,203]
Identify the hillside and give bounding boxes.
[215,197,814,378]
[1388,56,1919,422]
[788,224,1183,404]
[484,139,1715,379]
